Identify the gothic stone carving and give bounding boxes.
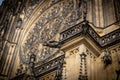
[33,54,65,78]
[60,21,120,48]
[21,0,83,64]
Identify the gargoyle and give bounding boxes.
[42,41,61,48]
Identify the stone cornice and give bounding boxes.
[60,20,120,48]
[33,54,65,77]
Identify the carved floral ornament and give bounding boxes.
[19,0,84,64]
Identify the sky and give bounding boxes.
[0,0,4,5]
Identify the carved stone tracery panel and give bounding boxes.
[21,0,83,64]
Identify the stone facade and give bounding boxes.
[0,0,120,80]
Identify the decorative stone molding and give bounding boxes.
[110,45,120,54]
[33,54,65,78]
[69,48,79,55]
[60,21,120,48]
[86,49,96,60]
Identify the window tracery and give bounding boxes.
[21,0,83,64]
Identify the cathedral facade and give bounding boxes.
[0,0,120,80]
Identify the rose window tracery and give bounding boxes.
[20,0,83,64]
